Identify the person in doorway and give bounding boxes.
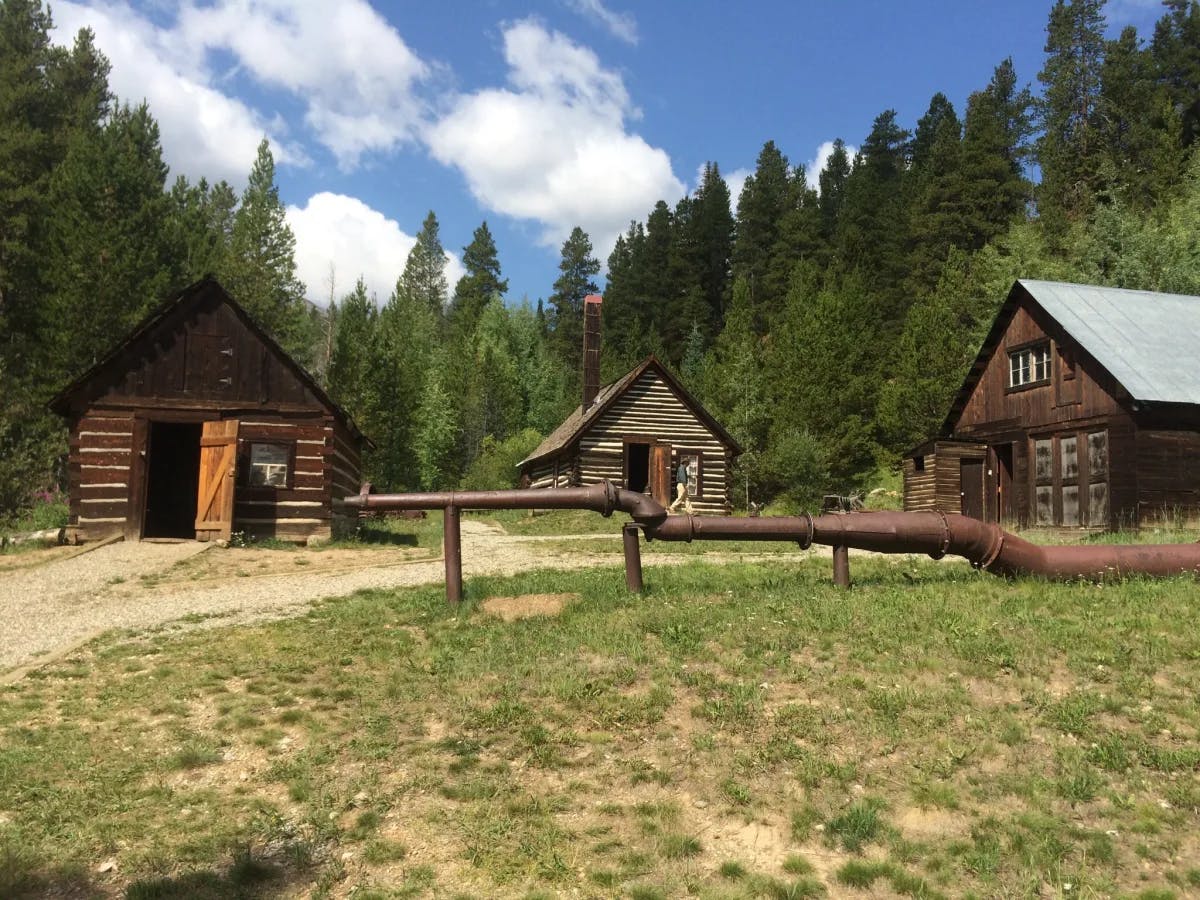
[669,457,694,514]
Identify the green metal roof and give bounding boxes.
[1020,279,1200,405]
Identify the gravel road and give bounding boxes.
[0,523,648,679]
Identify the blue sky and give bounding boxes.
[51,0,1165,307]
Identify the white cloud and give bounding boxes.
[723,168,752,211]
[53,0,301,185]
[177,0,430,169]
[288,193,464,307]
[566,0,638,45]
[426,20,683,259]
[805,140,857,194]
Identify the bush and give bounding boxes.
[459,429,544,491]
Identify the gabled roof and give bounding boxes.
[943,279,1200,433]
[518,355,742,469]
[50,277,368,443]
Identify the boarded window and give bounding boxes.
[1035,440,1053,482]
[1088,431,1108,479]
[1089,482,1109,526]
[1036,486,1054,525]
[1062,485,1080,526]
[248,442,290,487]
[1061,436,1078,480]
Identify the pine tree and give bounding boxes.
[326,277,377,428]
[224,139,313,363]
[399,211,449,321]
[449,220,507,337]
[732,141,791,325]
[547,226,600,372]
[412,357,459,491]
[44,102,173,376]
[690,162,735,325]
[818,139,852,241]
[1099,26,1185,207]
[1150,0,1200,148]
[957,59,1034,247]
[1037,0,1107,232]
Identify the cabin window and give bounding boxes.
[1008,343,1051,388]
[913,455,926,473]
[247,442,291,487]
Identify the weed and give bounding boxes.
[825,799,886,853]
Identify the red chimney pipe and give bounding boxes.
[582,293,603,410]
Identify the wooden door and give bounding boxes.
[960,458,984,520]
[195,419,238,541]
[128,418,149,540]
[650,443,672,506]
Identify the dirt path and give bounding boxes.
[0,521,920,681]
[0,522,664,679]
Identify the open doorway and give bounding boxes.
[143,422,202,538]
[625,442,650,493]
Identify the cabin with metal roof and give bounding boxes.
[51,278,367,544]
[904,279,1200,530]
[518,295,742,514]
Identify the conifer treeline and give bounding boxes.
[3,0,1200,518]
[600,0,1200,505]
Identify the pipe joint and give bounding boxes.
[927,511,951,560]
[796,512,814,550]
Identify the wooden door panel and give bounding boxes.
[960,458,984,520]
[651,444,671,506]
[196,419,238,541]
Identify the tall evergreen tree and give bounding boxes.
[44,102,173,376]
[547,226,600,372]
[689,162,735,325]
[732,141,791,325]
[448,220,507,337]
[399,211,449,320]
[1150,0,1200,148]
[326,277,377,428]
[1036,0,1107,232]
[224,139,313,362]
[818,138,852,241]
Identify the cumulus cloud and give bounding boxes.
[288,193,464,307]
[177,0,430,168]
[566,0,638,45]
[805,140,857,193]
[426,20,683,258]
[53,0,302,184]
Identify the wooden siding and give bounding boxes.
[955,304,1127,435]
[1134,429,1200,525]
[902,454,935,511]
[575,369,730,514]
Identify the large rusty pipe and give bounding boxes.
[348,482,1200,583]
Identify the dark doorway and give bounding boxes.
[143,422,202,538]
[994,444,1015,524]
[960,458,985,520]
[626,442,650,492]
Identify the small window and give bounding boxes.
[248,442,290,487]
[1008,343,1051,388]
[913,455,926,473]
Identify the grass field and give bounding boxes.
[3,547,1200,899]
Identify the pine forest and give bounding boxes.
[4,0,1200,521]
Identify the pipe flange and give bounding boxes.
[927,510,951,560]
[796,512,814,550]
[601,479,618,518]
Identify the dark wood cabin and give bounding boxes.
[904,279,1200,530]
[50,278,367,544]
[518,356,742,515]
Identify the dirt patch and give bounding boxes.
[895,805,970,841]
[480,592,578,622]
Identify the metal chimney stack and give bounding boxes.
[582,293,603,409]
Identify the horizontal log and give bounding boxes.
[77,500,129,519]
[72,450,130,467]
[238,487,327,504]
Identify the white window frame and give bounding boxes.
[1008,344,1051,388]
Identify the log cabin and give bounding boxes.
[518,294,742,514]
[50,277,367,544]
[904,279,1200,530]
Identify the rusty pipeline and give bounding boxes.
[343,481,1200,602]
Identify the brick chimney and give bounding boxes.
[582,293,603,409]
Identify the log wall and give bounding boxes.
[576,369,731,514]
